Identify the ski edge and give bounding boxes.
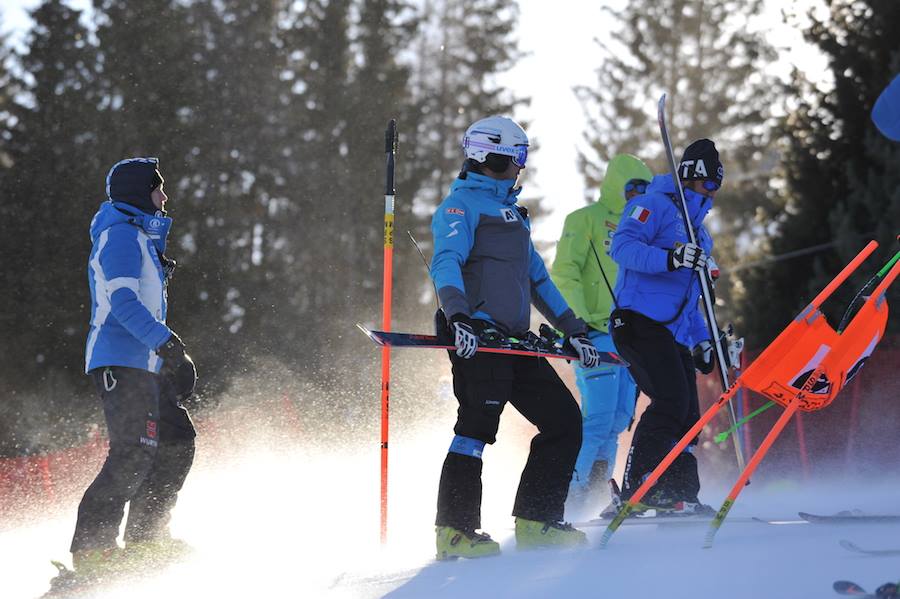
[839,539,900,556]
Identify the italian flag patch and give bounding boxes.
[629,205,651,223]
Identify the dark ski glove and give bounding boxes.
[566,334,602,369]
[157,333,198,401]
[449,314,478,359]
[692,339,715,374]
[876,583,899,598]
[668,242,707,272]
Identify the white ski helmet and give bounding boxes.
[462,115,529,168]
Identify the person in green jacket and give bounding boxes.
[550,153,653,516]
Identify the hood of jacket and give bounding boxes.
[599,154,654,214]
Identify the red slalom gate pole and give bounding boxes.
[380,120,397,544]
[598,383,741,548]
[703,394,803,548]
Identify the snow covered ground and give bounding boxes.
[3,419,899,599]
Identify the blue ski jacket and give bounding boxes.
[609,174,712,348]
[430,171,585,337]
[84,201,174,373]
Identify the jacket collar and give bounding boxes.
[451,171,522,206]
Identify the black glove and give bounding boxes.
[449,314,478,359]
[692,339,715,374]
[566,334,602,368]
[667,242,707,272]
[157,333,197,401]
[876,583,899,599]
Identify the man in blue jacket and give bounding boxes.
[431,116,602,559]
[70,157,197,578]
[608,139,722,514]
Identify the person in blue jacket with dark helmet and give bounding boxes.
[430,116,603,559]
[608,139,724,515]
[68,158,197,580]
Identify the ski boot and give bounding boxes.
[599,479,624,519]
[435,526,500,560]
[124,535,194,569]
[71,546,126,579]
[514,518,587,550]
[632,491,716,518]
[44,546,126,596]
[43,561,84,598]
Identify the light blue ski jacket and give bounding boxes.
[609,174,712,348]
[84,201,173,373]
[430,171,585,337]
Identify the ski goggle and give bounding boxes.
[701,179,721,192]
[624,179,650,194]
[463,137,529,168]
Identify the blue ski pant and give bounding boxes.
[571,330,638,490]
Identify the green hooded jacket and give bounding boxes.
[550,154,653,333]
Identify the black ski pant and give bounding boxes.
[435,352,582,530]
[610,309,701,504]
[71,367,196,553]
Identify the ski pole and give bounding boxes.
[837,242,899,332]
[406,230,440,308]
[714,401,775,444]
[657,94,745,471]
[380,119,398,544]
[589,239,619,310]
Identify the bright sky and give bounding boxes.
[1,0,827,247]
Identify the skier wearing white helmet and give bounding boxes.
[430,115,600,559]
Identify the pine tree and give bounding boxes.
[409,0,525,206]
[737,1,900,347]
[577,0,779,330]
[0,0,104,452]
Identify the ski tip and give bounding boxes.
[49,560,69,572]
[833,580,868,595]
[355,322,383,345]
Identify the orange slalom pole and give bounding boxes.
[795,411,810,480]
[598,383,741,548]
[702,395,803,548]
[807,240,878,310]
[380,119,397,544]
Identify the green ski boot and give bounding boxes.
[435,526,501,560]
[515,518,587,550]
